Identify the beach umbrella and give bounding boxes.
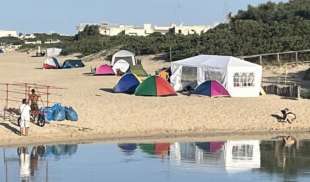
[113,73,141,94]
[193,80,230,97]
[134,75,177,96]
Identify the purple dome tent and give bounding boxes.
[193,80,230,97]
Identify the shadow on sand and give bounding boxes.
[0,122,20,135]
[99,88,114,93]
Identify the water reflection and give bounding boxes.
[120,137,309,176]
[2,137,310,181]
[3,144,78,182]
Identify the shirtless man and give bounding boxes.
[28,89,40,116]
[28,89,40,121]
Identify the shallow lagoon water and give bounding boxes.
[1,138,310,182]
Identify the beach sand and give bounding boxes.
[1,51,310,147]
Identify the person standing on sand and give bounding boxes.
[20,99,31,136]
[28,89,40,112]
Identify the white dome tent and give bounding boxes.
[112,50,136,66]
[43,57,61,69]
[112,59,130,74]
[43,48,62,69]
[170,55,262,97]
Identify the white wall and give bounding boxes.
[0,30,18,38]
[79,22,212,36]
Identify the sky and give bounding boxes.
[0,0,286,35]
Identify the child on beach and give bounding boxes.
[19,99,31,136]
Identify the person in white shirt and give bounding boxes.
[20,99,31,136]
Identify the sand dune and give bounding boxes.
[0,52,310,146]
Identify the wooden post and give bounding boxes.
[169,46,172,62]
[259,55,263,65]
[4,84,8,120]
[46,86,50,107]
[297,85,300,99]
[25,83,28,100]
[277,53,280,66]
[5,84,8,109]
[284,64,288,85]
[295,52,298,63]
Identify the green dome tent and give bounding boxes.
[134,76,177,97]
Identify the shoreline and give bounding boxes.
[1,128,310,147]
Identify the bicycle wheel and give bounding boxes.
[37,114,45,127]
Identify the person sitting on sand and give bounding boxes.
[28,89,40,114]
[281,108,296,124]
[19,99,31,136]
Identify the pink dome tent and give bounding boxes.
[95,64,115,76]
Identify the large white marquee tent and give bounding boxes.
[170,55,262,97]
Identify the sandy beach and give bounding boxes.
[1,51,310,146]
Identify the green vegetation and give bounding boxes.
[0,36,23,45]
[10,0,310,61]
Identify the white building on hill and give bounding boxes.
[77,22,212,36]
[0,30,18,38]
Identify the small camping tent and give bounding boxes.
[135,75,176,96]
[112,59,130,74]
[95,64,115,75]
[114,73,140,94]
[62,59,85,69]
[43,57,61,69]
[112,50,136,65]
[193,80,230,97]
[170,55,262,97]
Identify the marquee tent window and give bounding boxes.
[233,72,255,88]
[205,70,223,83]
